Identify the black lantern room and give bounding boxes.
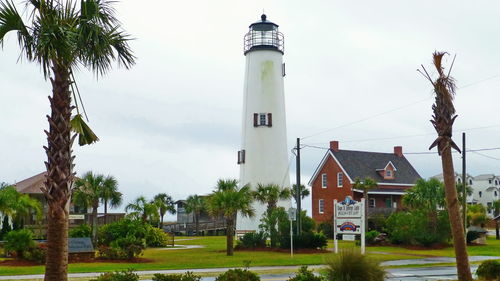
[244,14,284,55]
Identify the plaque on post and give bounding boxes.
[333,196,365,254]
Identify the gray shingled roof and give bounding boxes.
[332,149,421,185]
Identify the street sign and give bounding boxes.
[288,207,297,221]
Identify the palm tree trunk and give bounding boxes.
[104,200,108,225]
[226,217,234,256]
[44,64,73,281]
[92,205,98,242]
[441,146,473,281]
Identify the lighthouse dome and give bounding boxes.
[244,14,284,55]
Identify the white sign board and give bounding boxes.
[342,234,356,241]
[288,207,297,221]
[69,214,85,220]
[336,204,362,218]
[336,218,362,234]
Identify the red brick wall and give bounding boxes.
[311,155,353,223]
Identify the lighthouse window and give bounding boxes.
[259,113,267,125]
[253,113,273,127]
[237,150,245,164]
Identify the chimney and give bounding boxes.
[394,146,403,157]
[330,141,339,152]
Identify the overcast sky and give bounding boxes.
[2,0,500,220]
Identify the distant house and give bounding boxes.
[309,141,421,223]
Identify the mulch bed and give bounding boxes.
[234,247,330,254]
[0,257,153,266]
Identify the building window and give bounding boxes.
[487,202,493,213]
[319,199,324,214]
[337,172,343,187]
[253,113,273,127]
[479,191,482,198]
[469,179,473,185]
[457,178,461,184]
[369,198,376,208]
[495,191,498,197]
[489,179,492,184]
[321,174,327,188]
[386,170,392,178]
[496,180,498,185]
[237,150,245,164]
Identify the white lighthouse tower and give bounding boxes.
[237,14,291,232]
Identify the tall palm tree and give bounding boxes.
[100,176,122,224]
[73,172,120,241]
[252,183,291,247]
[353,177,377,230]
[207,179,254,256]
[185,195,205,235]
[419,52,472,281]
[125,196,159,223]
[0,1,134,279]
[403,178,445,235]
[153,193,175,228]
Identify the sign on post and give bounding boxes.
[333,197,365,254]
[288,207,296,258]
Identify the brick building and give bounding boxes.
[309,141,421,223]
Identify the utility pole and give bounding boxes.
[462,132,467,235]
[296,138,302,234]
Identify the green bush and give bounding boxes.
[317,221,334,239]
[365,230,380,245]
[91,269,139,281]
[324,249,386,281]
[476,260,500,281]
[98,219,148,247]
[368,214,387,232]
[4,229,35,259]
[237,232,267,249]
[69,224,92,238]
[98,236,145,260]
[23,244,46,263]
[146,227,172,247]
[215,269,260,281]
[385,211,450,246]
[152,272,202,281]
[466,231,480,244]
[279,232,327,250]
[288,266,323,281]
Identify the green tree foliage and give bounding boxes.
[152,272,202,281]
[475,260,500,281]
[291,184,310,204]
[153,193,175,228]
[288,266,323,281]
[236,232,267,249]
[185,195,205,235]
[69,224,92,238]
[91,270,139,281]
[73,172,122,241]
[4,229,35,259]
[0,215,12,239]
[0,185,42,229]
[353,177,377,229]
[467,204,488,227]
[125,196,159,224]
[215,269,260,281]
[324,249,386,281]
[207,179,254,256]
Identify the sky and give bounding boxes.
[1,0,500,221]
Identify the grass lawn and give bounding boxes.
[0,236,499,276]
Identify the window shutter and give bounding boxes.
[253,113,258,127]
[267,113,272,127]
[237,151,241,164]
[242,150,245,163]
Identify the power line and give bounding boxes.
[470,151,500,161]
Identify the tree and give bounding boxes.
[0,0,134,279]
[419,52,472,281]
[403,178,445,235]
[207,179,254,256]
[353,177,377,230]
[0,186,42,230]
[153,193,175,228]
[125,196,159,223]
[291,184,310,203]
[73,172,120,241]
[185,195,205,235]
[252,183,291,247]
[467,204,487,227]
[492,200,500,240]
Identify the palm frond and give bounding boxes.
[0,0,33,58]
[70,113,99,145]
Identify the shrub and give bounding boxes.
[4,229,35,259]
[152,272,202,281]
[317,221,334,239]
[466,231,480,244]
[280,232,327,250]
[215,269,260,281]
[368,214,387,232]
[365,230,380,245]
[69,224,92,238]
[91,269,139,281]
[237,232,267,249]
[99,236,145,260]
[288,266,323,281]
[23,243,46,263]
[384,212,413,244]
[146,227,172,247]
[324,249,386,281]
[98,219,148,247]
[385,211,450,246]
[476,260,500,281]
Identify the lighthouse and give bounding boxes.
[237,14,291,232]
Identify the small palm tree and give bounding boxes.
[153,193,176,228]
[100,177,122,224]
[492,200,500,240]
[353,177,377,230]
[0,186,42,228]
[125,196,159,223]
[419,52,472,281]
[252,183,291,247]
[207,179,254,256]
[291,184,310,203]
[0,1,134,279]
[185,195,205,235]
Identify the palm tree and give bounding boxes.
[185,195,205,235]
[403,178,445,235]
[153,193,175,228]
[252,183,291,247]
[492,200,500,240]
[100,177,122,224]
[353,177,377,230]
[73,172,120,241]
[125,196,159,223]
[0,1,134,279]
[291,184,310,203]
[0,185,42,228]
[207,179,254,256]
[419,52,472,281]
